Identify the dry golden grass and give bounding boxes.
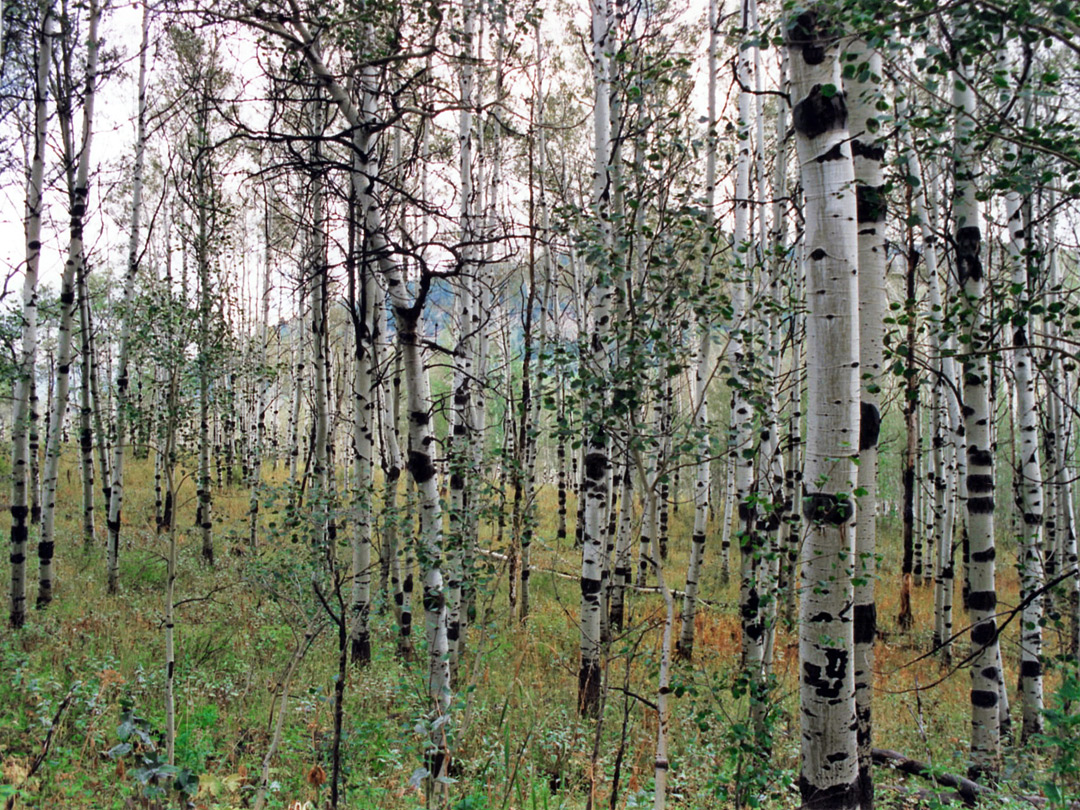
[0,448,1070,809]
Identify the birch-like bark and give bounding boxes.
[578,0,613,718]
[348,127,376,665]
[10,0,52,629]
[1001,99,1043,740]
[953,66,1001,780]
[788,10,860,808]
[106,0,149,592]
[733,0,763,713]
[249,195,272,549]
[903,137,956,664]
[676,0,719,662]
[39,0,100,608]
[268,5,451,788]
[447,0,479,672]
[847,40,884,810]
[77,248,95,546]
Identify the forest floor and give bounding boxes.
[1,454,1077,809]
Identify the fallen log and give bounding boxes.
[873,748,988,807]
[874,748,1080,809]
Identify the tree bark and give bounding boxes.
[788,10,861,808]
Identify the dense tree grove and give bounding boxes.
[3,0,1080,807]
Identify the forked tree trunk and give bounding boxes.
[788,10,860,808]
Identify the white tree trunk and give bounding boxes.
[953,66,1002,780]
[578,0,613,718]
[9,1,53,629]
[789,10,860,808]
[106,0,149,593]
[848,40,885,810]
[39,0,100,608]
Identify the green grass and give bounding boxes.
[0,448,1075,809]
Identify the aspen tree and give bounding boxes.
[347,139,376,665]
[788,8,860,807]
[953,61,1002,780]
[847,40,884,810]
[579,0,614,718]
[900,126,957,663]
[106,0,150,591]
[254,3,451,789]
[10,0,52,629]
[38,0,100,608]
[249,193,273,550]
[676,0,719,661]
[77,249,95,546]
[447,0,479,671]
[1001,92,1044,740]
[733,0,764,715]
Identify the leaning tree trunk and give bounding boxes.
[953,64,1002,781]
[38,0,100,609]
[788,10,861,809]
[848,39,885,810]
[106,0,149,593]
[9,0,52,629]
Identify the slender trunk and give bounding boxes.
[348,133,376,665]
[249,194,272,550]
[1001,97,1043,740]
[578,0,613,718]
[849,41,885,810]
[897,236,918,632]
[953,65,1001,781]
[106,0,149,592]
[677,0,719,662]
[77,253,95,546]
[9,1,52,629]
[789,11,860,808]
[38,0,100,609]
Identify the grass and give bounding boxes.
[0,447,1075,809]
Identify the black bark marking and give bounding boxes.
[968,590,996,611]
[799,776,860,810]
[408,450,436,484]
[956,225,983,285]
[803,492,853,525]
[793,84,848,141]
[854,603,876,644]
[971,619,997,646]
[971,689,998,708]
[815,142,846,163]
[852,140,886,162]
[859,402,880,451]
[856,184,887,224]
